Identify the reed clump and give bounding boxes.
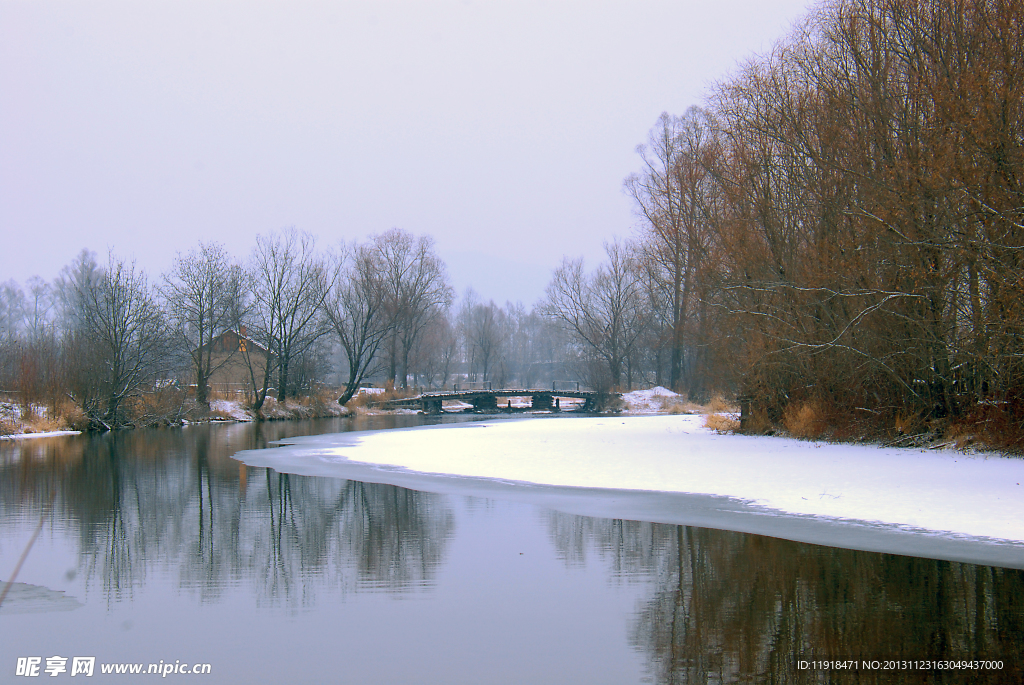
[705,413,740,433]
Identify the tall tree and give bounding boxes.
[542,240,647,390]
[374,229,453,389]
[74,254,168,427]
[626,108,721,393]
[324,242,392,406]
[162,242,244,409]
[459,292,505,384]
[249,228,332,406]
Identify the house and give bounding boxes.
[200,328,275,395]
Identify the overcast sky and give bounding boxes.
[2,0,812,307]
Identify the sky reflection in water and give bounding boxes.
[1,417,1022,684]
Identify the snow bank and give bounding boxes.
[242,415,1024,551]
[0,430,81,440]
[621,386,679,413]
[0,401,79,439]
[209,399,254,421]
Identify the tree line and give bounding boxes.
[0,228,453,427]
[557,0,1023,444]
[0,227,607,429]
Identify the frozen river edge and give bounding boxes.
[233,414,1024,570]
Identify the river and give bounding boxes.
[1,416,1021,683]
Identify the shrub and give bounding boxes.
[706,395,734,413]
[705,413,740,433]
[783,402,827,439]
[0,417,17,436]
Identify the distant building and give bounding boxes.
[200,328,275,395]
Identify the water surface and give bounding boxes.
[1,417,1022,683]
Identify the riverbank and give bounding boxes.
[0,394,351,439]
[0,386,709,438]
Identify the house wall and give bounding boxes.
[201,331,274,395]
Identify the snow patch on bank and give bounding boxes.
[0,401,80,439]
[0,430,82,440]
[209,400,254,421]
[621,386,679,413]
[300,415,1024,544]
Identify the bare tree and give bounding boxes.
[627,108,721,393]
[72,254,169,427]
[55,250,102,334]
[23,277,53,342]
[323,242,392,406]
[0,280,25,394]
[0,280,25,343]
[162,242,244,410]
[248,228,332,407]
[542,240,647,390]
[459,291,505,384]
[374,229,453,389]
[404,307,458,389]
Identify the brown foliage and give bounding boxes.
[783,402,826,440]
[949,400,1024,454]
[343,385,416,410]
[704,413,741,433]
[664,0,1024,443]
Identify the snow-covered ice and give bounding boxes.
[234,414,1024,568]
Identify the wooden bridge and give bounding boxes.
[377,387,618,414]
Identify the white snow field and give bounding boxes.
[235,415,1024,568]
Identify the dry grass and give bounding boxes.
[249,387,351,420]
[705,413,740,433]
[129,386,189,426]
[706,395,734,413]
[660,394,738,415]
[21,412,68,433]
[207,388,248,402]
[344,385,416,409]
[208,406,243,421]
[943,402,1024,455]
[53,398,88,431]
[660,397,700,414]
[944,422,977,450]
[0,399,83,434]
[893,413,927,436]
[0,417,18,436]
[743,409,775,435]
[783,402,828,439]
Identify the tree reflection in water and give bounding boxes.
[545,513,1024,684]
[4,422,1023,683]
[0,421,454,609]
